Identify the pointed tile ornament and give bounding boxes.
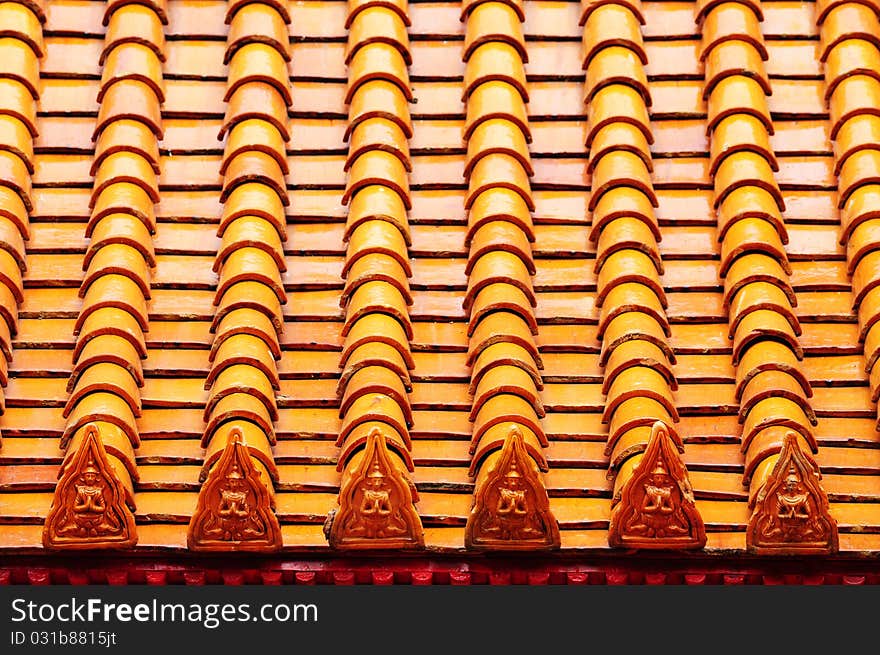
[608,421,706,549]
[747,431,838,555]
[326,426,424,549]
[43,423,137,550]
[465,425,560,550]
[188,426,282,552]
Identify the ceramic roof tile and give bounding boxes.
[700,0,838,542]
[186,0,293,551]
[457,1,558,552]
[3,0,880,568]
[326,0,423,551]
[0,0,42,456]
[581,0,704,550]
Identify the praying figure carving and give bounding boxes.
[747,431,838,554]
[43,423,138,549]
[187,427,282,552]
[326,427,424,549]
[625,459,690,538]
[465,425,560,550]
[608,421,706,549]
[59,459,121,538]
[201,459,268,542]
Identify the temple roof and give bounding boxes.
[2,0,880,566]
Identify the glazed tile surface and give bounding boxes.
[2,0,880,557]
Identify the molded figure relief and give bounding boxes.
[747,431,838,554]
[326,427,424,549]
[609,421,706,549]
[188,427,282,552]
[43,424,137,549]
[465,426,560,550]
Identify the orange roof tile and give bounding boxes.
[4,0,880,572]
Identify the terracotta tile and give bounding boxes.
[65,361,142,420]
[208,333,279,390]
[94,79,163,140]
[217,218,283,274]
[344,150,411,208]
[72,334,144,388]
[0,117,34,179]
[710,114,777,177]
[347,79,412,139]
[464,41,528,104]
[587,84,652,147]
[735,340,811,401]
[347,117,411,172]
[221,151,287,205]
[90,152,160,207]
[221,81,289,140]
[467,80,527,138]
[81,243,151,301]
[345,219,410,274]
[347,40,413,104]
[342,254,411,305]
[99,43,166,104]
[343,279,412,339]
[825,39,880,103]
[820,4,880,61]
[586,46,650,107]
[219,182,285,241]
[0,150,32,211]
[89,182,157,237]
[467,187,534,244]
[465,117,531,177]
[468,310,539,366]
[61,391,139,450]
[830,75,880,142]
[713,152,784,212]
[469,282,538,336]
[105,0,168,26]
[598,283,669,338]
[582,3,645,66]
[700,2,765,61]
[93,119,160,176]
[338,341,411,394]
[103,4,165,64]
[464,1,526,63]
[347,0,409,28]
[346,183,411,244]
[466,152,533,210]
[4,0,880,558]
[720,219,790,278]
[0,2,43,56]
[226,3,289,64]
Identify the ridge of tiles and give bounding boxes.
[186,0,290,552]
[820,1,880,424]
[0,0,45,448]
[583,0,707,550]
[42,0,169,550]
[460,0,561,551]
[698,0,838,554]
[324,0,424,550]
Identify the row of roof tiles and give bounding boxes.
[0,0,878,557]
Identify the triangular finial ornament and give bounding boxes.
[465,425,560,550]
[187,427,282,552]
[325,427,424,549]
[43,423,138,550]
[747,431,838,555]
[608,421,706,550]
